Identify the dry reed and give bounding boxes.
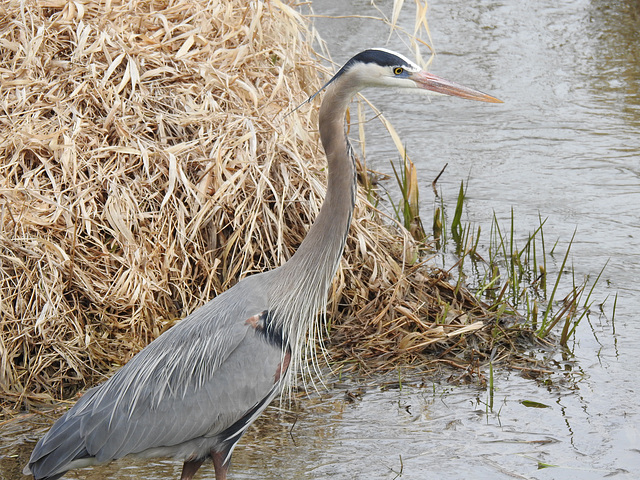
[0,0,542,414]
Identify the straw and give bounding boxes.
[0,1,541,413]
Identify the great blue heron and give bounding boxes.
[25,48,501,480]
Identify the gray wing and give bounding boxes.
[28,273,288,477]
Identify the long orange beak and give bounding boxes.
[410,71,503,103]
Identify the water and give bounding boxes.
[4,1,640,479]
[308,0,640,478]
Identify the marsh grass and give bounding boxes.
[435,181,608,351]
[388,151,426,244]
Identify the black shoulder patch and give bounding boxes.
[245,310,286,349]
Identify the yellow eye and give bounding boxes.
[394,67,404,75]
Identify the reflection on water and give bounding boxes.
[3,1,640,479]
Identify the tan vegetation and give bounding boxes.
[0,0,543,415]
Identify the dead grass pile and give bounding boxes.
[0,0,329,405]
[0,0,537,412]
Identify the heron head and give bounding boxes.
[327,48,502,103]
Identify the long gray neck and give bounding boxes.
[286,77,357,278]
[269,75,358,365]
[282,79,356,297]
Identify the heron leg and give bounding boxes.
[211,449,230,480]
[180,458,204,480]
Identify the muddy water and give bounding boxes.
[4,1,640,479]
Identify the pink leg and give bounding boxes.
[181,458,204,480]
[211,450,230,480]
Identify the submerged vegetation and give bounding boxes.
[0,0,607,418]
